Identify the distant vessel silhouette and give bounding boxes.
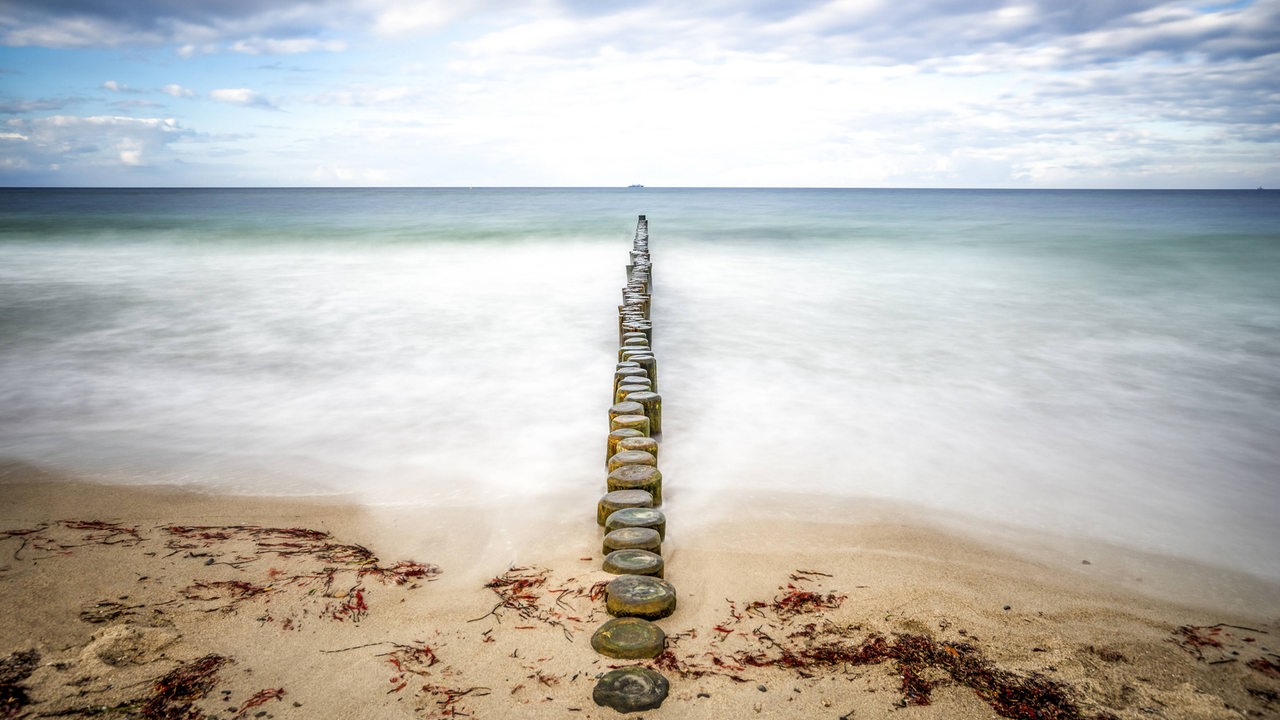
[627,184,644,188]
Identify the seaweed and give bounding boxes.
[2,520,439,624]
[231,688,285,719]
[162,525,440,587]
[360,560,439,586]
[1173,623,1274,669]
[60,521,143,547]
[140,654,230,720]
[179,581,275,612]
[78,600,137,624]
[1,520,143,560]
[422,684,491,718]
[1247,657,1280,679]
[1176,624,1226,655]
[644,571,1112,720]
[159,524,439,622]
[329,588,369,623]
[1,518,447,716]
[745,584,846,619]
[382,643,487,718]
[383,642,442,694]
[1,649,39,720]
[469,567,602,641]
[470,566,549,623]
[29,653,263,720]
[762,633,1094,717]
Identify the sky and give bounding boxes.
[1,0,1277,188]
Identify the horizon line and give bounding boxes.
[0,185,1272,192]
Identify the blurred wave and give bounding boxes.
[2,188,1278,579]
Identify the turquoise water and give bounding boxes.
[2,188,1278,580]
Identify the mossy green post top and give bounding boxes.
[602,526,661,555]
[591,617,666,659]
[592,666,670,712]
[602,548,665,578]
[605,507,666,538]
[596,488,654,525]
[606,463,662,504]
[607,449,657,472]
[605,574,677,620]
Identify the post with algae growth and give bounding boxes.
[593,215,673,714]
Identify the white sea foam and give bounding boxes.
[1,188,1277,583]
[655,237,1280,581]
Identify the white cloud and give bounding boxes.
[31,115,181,132]
[0,0,358,57]
[176,43,216,58]
[210,88,279,110]
[2,0,1276,187]
[0,98,74,114]
[102,80,124,91]
[0,115,188,173]
[229,37,347,55]
[310,163,389,183]
[765,0,887,39]
[2,15,158,48]
[117,137,144,165]
[380,0,1276,187]
[301,85,421,106]
[0,0,475,51]
[368,0,482,36]
[111,99,166,109]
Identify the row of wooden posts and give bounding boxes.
[590,216,676,712]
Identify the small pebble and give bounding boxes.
[757,684,767,692]
[1002,605,1011,611]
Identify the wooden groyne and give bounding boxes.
[591,216,674,713]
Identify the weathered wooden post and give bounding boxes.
[592,214,670,711]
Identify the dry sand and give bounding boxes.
[1,463,1277,719]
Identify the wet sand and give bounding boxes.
[2,469,1277,719]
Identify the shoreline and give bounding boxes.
[6,459,1275,616]
[3,474,1278,718]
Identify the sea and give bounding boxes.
[2,187,1278,584]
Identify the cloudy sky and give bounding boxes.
[1,0,1277,187]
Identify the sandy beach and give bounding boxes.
[2,463,1277,720]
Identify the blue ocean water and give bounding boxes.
[2,188,1278,581]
